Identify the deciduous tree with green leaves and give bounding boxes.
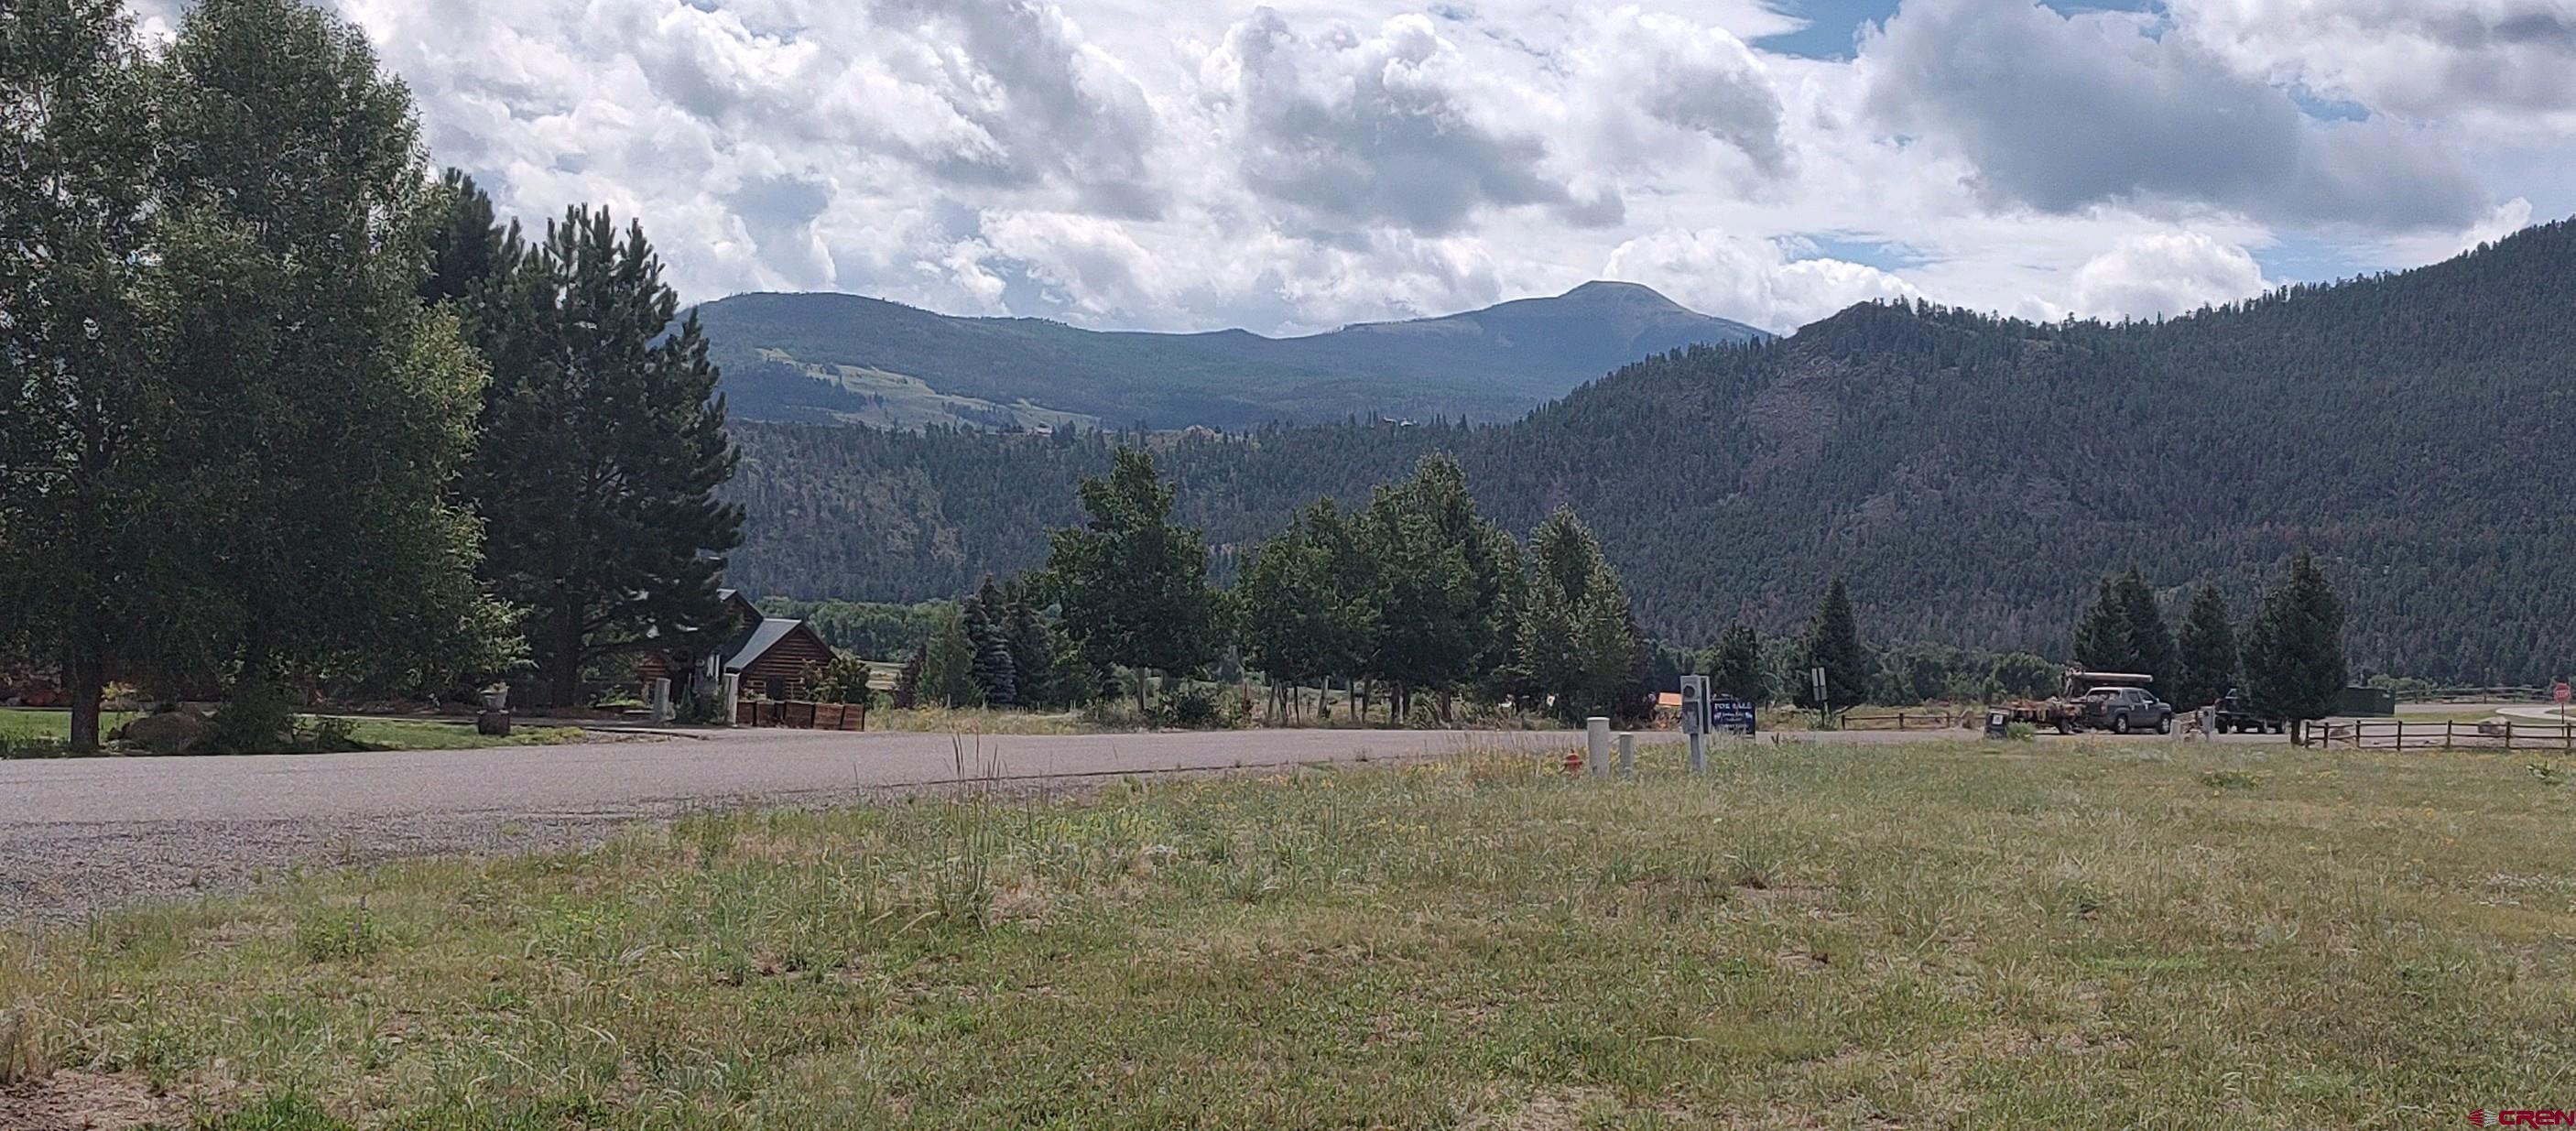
[1042,448,1222,714]
[154,0,512,747]
[1237,501,1378,721]
[1357,455,1519,722]
[0,0,164,753]
[917,606,978,709]
[1515,507,1646,722]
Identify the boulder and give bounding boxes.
[116,710,209,756]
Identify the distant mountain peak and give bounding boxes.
[1560,279,1680,304]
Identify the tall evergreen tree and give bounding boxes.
[999,579,1058,709]
[2243,553,2346,724]
[418,168,510,307]
[0,0,164,752]
[1799,577,1868,711]
[1041,448,1221,713]
[155,0,510,746]
[963,576,1017,708]
[463,205,744,706]
[2072,577,2134,672]
[1709,622,1764,705]
[2117,569,2178,693]
[2173,583,2238,709]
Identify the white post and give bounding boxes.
[1616,732,1635,778]
[1688,729,1706,775]
[648,678,672,724]
[721,671,741,727]
[1585,717,1610,778]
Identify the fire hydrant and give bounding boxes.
[1562,751,1583,775]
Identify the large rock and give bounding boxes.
[116,711,209,756]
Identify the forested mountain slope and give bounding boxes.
[724,219,2576,681]
[697,281,1766,430]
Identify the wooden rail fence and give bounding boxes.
[1836,709,1973,732]
[2312,718,2574,752]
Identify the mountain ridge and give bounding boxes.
[694,280,1767,431]
[718,216,2576,682]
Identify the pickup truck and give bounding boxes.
[2212,693,2286,734]
[2075,686,2173,734]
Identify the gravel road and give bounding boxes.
[0,722,2255,921]
[0,727,1582,920]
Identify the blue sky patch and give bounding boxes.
[1755,0,2166,60]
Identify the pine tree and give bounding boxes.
[2243,553,2345,724]
[461,203,744,706]
[2117,569,2178,693]
[1799,577,1869,711]
[1041,448,1221,714]
[1709,622,1764,705]
[918,607,979,709]
[963,577,1017,708]
[1000,579,1057,709]
[419,168,510,307]
[2173,584,2238,709]
[2072,577,2133,672]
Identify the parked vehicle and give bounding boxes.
[2212,692,2286,734]
[2075,686,2174,734]
[1999,669,2173,734]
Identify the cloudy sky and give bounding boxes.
[137,0,2576,334]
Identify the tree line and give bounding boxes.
[884,447,1994,726]
[856,447,2357,727]
[1,0,743,750]
[2073,554,2348,720]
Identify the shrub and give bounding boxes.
[801,653,880,707]
[1147,685,1243,730]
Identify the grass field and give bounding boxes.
[0,708,584,755]
[4,738,2571,1128]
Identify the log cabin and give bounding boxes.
[636,590,835,703]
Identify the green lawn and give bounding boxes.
[0,708,582,754]
[4,739,2571,1128]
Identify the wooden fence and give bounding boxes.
[1837,709,1973,732]
[2312,718,2575,752]
[734,700,869,731]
